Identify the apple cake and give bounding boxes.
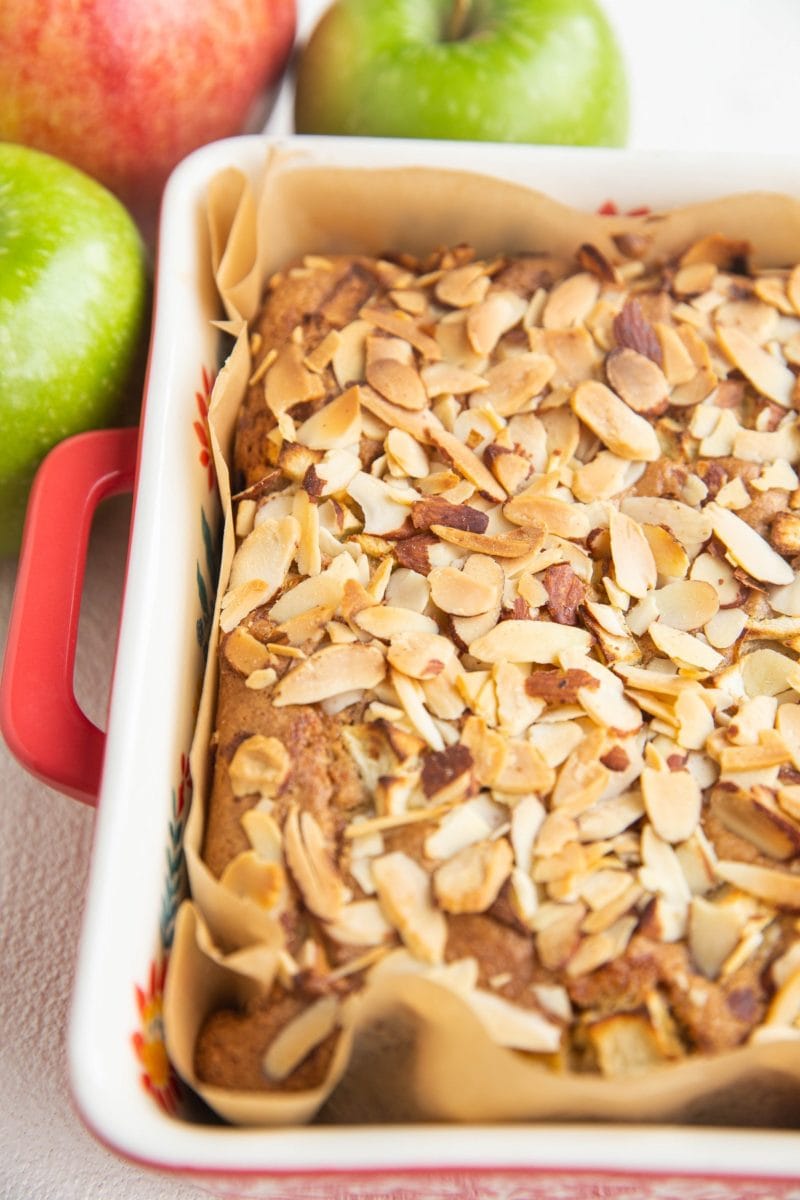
[195,234,800,1094]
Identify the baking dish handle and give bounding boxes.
[0,426,139,806]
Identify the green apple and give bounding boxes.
[0,143,148,555]
[295,0,628,147]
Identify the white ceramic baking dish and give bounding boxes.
[3,134,800,1198]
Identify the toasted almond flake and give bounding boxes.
[435,262,491,308]
[494,740,556,795]
[566,915,638,979]
[228,735,291,801]
[647,621,723,673]
[270,551,360,624]
[427,425,506,501]
[425,796,505,861]
[284,806,350,922]
[265,343,325,418]
[371,851,448,964]
[543,272,600,330]
[734,425,800,465]
[606,347,669,416]
[504,491,591,541]
[391,668,445,751]
[387,630,455,679]
[608,509,658,599]
[571,380,661,462]
[385,429,430,481]
[433,837,513,914]
[366,357,427,412]
[325,899,395,947]
[465,988,563,1054]
[295,386,362,451]
[705,501,793,585]
[331,319,370,387]
[431,523,543,561]
[429,560,499,616]
[468,619,592,665]
[713,785,800,860]
[621,497,712,552]
[219,580,274,634]
[716,323,796,407]
[689,551,744,606]
[651,580,720,631]
[228,515,301,595]
[639,823,691,907]
[477,354,556,417]
[420,361,488,399]
[224,625,275,676]
[714,860,800,910]
[467,290,527,356]
[354,605,438,640]
[718,732,792,773]
[640,766,701,843]
[361,306,441,360]
[262,996,340,1082]
[273,643,385,707]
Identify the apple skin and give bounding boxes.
[295,0,628,148]
[0,144,149,556]
[0,0,296,230]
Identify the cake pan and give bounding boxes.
[3,134,800,1198]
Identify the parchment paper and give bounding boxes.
[163,146,800,1128]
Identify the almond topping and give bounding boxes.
[641,766,702,843]
[571,380,661,462]
[283,806,350,922]
[295,386,362,450]
[609,509,657,599]
[387,630,456,679]
[606,347,669,416]
[716,323,796,407]
[469,619,592,664]
[272,643,386,707]
[262,997,340,1083]
[371,851,448,964]
[431,523,543,558]
[714,860,800,910]
[433,838,513,914]
[228,735,291,800]
[706,501,794,585]
[366,357,428,411]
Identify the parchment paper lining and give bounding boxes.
[163,147,800,1128]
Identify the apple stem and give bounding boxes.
[445,0,472,41]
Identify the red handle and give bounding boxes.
[0,426,139,805]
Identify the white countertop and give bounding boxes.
[2,2,800,1197]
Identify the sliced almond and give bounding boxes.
[467,290,527,356]
[606,347,669,415]
[477,353,556,417]
[354,605,438,640]
[429,557,501,616]
[716,323,796,407]
[347,471,414,536]
[609,509,657,599]
[705,501,794,585]
[366,358,427,411]
[647,621,723,673]
[620,496,712,551]
[228,735,291,801]
[542,272,600,329]
[433,838,513,914]
[504,491,591,541]
[272,643,385,707]
[325,899,394,947]
[283,806,350,922]
[652,580,720,631]
[712,786,800,861]
[714,860,800,910]
[361,306,441,360]
[571,380,661,462]
[641,766,701,843]
[427,425,506,501]
[371,851,448,964]
[435,261,491,308]
[642,524,690,580]
[295,386,362,450]
[431,523,543,558]
[262,996,340,1083]
[227,515,301,595]
[465,988,563,1054]
[387,631,456,679]
[469,619,592,665]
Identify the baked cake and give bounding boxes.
[195,235,800,1093]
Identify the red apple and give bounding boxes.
[0,0,296,232]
